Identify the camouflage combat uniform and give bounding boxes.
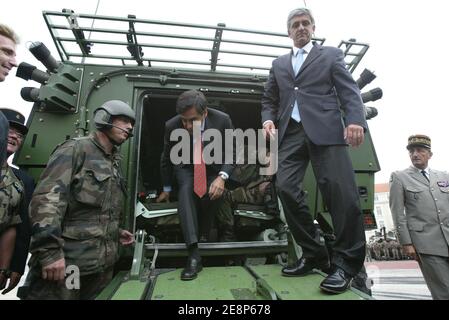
[0,165,24,235]
[217,163,275,241]
[225,163,273,205]
[25,132,126,300]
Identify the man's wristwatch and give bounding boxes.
[218,173,228,181]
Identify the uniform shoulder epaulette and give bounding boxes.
[12,180,24,194]
[51,136,90,153]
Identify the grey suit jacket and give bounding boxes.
[389,166,449,257]
[261,43,367,146]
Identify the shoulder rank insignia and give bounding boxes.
[13,181,24,193]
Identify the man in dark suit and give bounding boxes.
[157,90,235,280]
[261,8,367,293]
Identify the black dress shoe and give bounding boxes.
[320,267,353,294]
[180,257,203,281]
[281,257,330,277]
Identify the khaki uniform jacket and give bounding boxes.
[389,166,449,257]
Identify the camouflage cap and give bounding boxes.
[407,134,431,150]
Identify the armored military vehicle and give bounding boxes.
[15,9,381,300]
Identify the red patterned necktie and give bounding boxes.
[193,137,207,198]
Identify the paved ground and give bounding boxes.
[1,260,432,300]
[367,260,432,300]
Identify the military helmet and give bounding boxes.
[93,100,135,130]
[0,108,28,135]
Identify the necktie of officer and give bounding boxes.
[421,170,429,182]
[291,48,304,123]
[193,137,207,198]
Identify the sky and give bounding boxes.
[1,0,449,183]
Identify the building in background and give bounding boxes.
[366,183,395,239]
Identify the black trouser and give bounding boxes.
[276,120,365,276]
[175,165,221,246]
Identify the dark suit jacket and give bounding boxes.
[10,168,35,274]
[160,108,235,188]
[261,43,367,146]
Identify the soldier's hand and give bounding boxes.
[1,272,21,295]
[119,229,135,246]
[402,244,419,261]
[156,191,170,203]
[209,177,225,200]
[263,121,276,140]
[344,124,364,147]
[42,258,66,281]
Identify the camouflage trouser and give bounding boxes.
[374,249,381,260]
[216,197,233,228]
[218,183,267,227]
[216,181,274,242]
[23,267,113,300]
[215,197,235,241]
[226,182,268,205]
[392,248,400,260]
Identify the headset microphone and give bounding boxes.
[108,124,133,137]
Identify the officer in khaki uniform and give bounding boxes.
[25,100,135,300]
[0,109,26,289]
[389,134,449,300]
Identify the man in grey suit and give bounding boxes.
[261,8,367,294]
[390,135,449,300]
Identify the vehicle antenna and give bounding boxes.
[82,0,101,64]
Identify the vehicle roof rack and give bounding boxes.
[43,9,368,74]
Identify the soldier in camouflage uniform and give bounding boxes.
[391,240,400,260]
[217,157,277,241]
[24,100,135,300]
[0,109,26,290]
[0,109,34,295]
[372,241,381,260]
